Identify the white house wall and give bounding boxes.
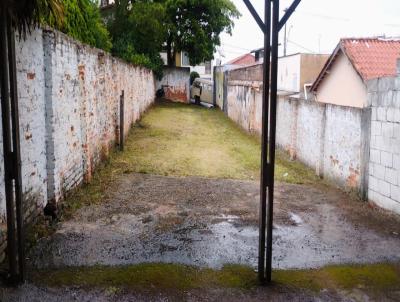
[278,54,301,92]
[316,52,368,108]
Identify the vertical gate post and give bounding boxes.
[0,12,25,284]
[0,10,18,282]
[258,0,271,284]
[265,0,280,283]
[243,0,302,284]
[119,90,125,151]
[7,17,25,283]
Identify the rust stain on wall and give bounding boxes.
[347,167,360,188]
[27,72,35,80]
[164,86,187,103]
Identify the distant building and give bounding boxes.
[311,38,400,108]
[225,53,255,66]
[278,53,329,97]
[99,0,115,23]
[251,47,264,63]
[160,51,213,79]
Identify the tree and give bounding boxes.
[43,0,112,51]
[164,0,240,66]
[108,0,166,78]
[1,0,63,35]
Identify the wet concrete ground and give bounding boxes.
[30,173,400,270]
[2,282,378,302]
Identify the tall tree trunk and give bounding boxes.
[166,35,175,66]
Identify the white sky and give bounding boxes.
[218,0,400,63]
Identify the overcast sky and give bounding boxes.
[218,0,400,63]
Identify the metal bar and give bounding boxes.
[258,0,271,285]
[7,19,25,283]
[278,0,301,31]
[212,66,217,107]
[242,0,266,34]
[0,10,18,282]
[119,90,125,151]
[265,0,280,283]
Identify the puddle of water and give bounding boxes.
[31,212,400,270]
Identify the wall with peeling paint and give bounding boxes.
[156,67,190,103]
[0,28,155,262]
[367,70,400,214]
[223,64,369,197]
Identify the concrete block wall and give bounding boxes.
[295,100,325,171]
[367,73,400,214]
[323,104,366,189]
[0,28,155,261]
[224,65,368,196]
[226,80,262,133]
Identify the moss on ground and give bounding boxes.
[32,263,400,294]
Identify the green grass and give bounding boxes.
[32,263,400,294]
[116,100,319,183]
[59,100,319,219]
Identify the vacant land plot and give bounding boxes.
[2,100,400,301]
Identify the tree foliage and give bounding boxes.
[0,0,63,36]
[44,0,112,51]
[107,0,239,76]
[190,71,200,85]
[109,0,165,77]
[164,0,240,66]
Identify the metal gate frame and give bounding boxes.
[0,11,25,285]
[242,0,302,284]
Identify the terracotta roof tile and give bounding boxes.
[341,38,400,80]
[226,53,255,66]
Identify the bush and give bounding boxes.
[190,71,200,85]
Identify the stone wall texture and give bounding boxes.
[367,73,400,214]
[0,28,156,262]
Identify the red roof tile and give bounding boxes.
[342,38,400,80]
[226,53,255,66]
[311,38,400,92]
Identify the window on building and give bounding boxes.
[204,61,211,74]
[182,52,190,66]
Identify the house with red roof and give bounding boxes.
[311,38,400,108]
[225,53,256,66]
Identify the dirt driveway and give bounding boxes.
[30,173,400,270]
[2,100,400,301]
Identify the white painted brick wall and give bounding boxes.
[0,28,156,255]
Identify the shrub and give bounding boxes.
[190,71,200,85]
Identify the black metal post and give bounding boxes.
[243,0,266,34]
[0,10,17,281]
[7,19,25,283]
[243,0,301,285]
[258,0,271,284]
[265,0,280,283]
[119,90,125,151]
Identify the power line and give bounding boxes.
[218,48,250,55]
[287,39,316,53]
[294,10,350,22]
[221,43,252,52]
